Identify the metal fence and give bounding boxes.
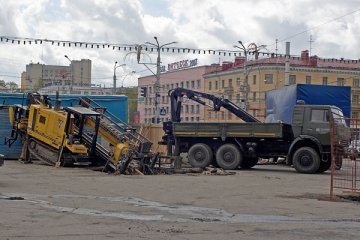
[330,116,360,198]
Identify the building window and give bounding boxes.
[209,81,212,90]
[221,79,225,88]
[214,112,218,119]
[215,80,218,90]
[162,96,165,103]
[171,84,174,89]
[196,80,201,88]
[185,105,189,113]
[236,78,241,86]
[191,81,195,88]
[253,92,256,101]
[196,117,200,121]
[265,74,273,84]
[322,77,328,85]
[337,78,345,86]
[352,112,359,119]
[236,94,241,102]
[191,105,194,114]
[185,117,189,122]
[229,79,233,87]
[228,112,232,120]
[289,75,296,85]
[352,95,359,104]
[221,111,225,120]
[207,111,211,119]
[180,82,184,88]
[191,117,194,122]
[353,79,360,88]
[306,76,311,84]
[186,81,189,88]
[196,105,200,114]
[253,75,257,85]
[228,94,232,101]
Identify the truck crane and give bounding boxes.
[161,88,350,174]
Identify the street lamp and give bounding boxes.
[120,71,136,89]
[145,36,177,124]
[113,62,126,94]
[233,41,267,110]
[233,41,249,110]
[64,55,73,94]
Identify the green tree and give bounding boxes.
[0,80,6,87]
[6,81,19,90]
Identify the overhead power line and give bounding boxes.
[270,8,360,46]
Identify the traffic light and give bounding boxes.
[140,87,147,97]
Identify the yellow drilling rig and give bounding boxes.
[5,92,159,174]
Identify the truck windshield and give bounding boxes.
[331,108,347,126]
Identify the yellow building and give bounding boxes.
[203,51,360,122]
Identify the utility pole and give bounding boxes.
[64,55,73,94]
[233,41,267,111]
[113,62,126,94]
[145,37,176,124]
[233,41,249,111]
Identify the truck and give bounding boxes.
[161,87,350,174]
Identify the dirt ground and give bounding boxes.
[0,160,359,240]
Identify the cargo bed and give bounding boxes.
[173,122,294,140]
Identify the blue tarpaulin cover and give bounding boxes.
[265,84,351,124]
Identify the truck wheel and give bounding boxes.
[292,147,320,174]
[215,144,242,170]
[317,160,331,173]
[188,143,213,168]
[240,157,258,169]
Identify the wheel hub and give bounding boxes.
[223,152,234,163]
[299,154,312,167]
[195,151,205,161]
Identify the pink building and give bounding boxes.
[138,64,219,124]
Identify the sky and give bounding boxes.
[0,0,359,88]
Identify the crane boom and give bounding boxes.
[169,88,261,123]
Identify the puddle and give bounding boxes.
[1,192,360,227]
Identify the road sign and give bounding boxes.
[160,108,166,115]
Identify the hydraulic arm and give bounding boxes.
[169,88,261,123]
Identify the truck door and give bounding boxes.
[302,108,330,142]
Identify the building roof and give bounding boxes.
[205,50,360,75]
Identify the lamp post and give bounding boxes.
[113,62,126,94]
[120,71,136,89]
[64,55,73,94]
[233,41,267,111]
[145,36,177,124]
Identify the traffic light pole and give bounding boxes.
[144,37,176,124]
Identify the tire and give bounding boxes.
[317,160,331,173]
[188,143,213,168]
[240,157,258,169]
[215,144,242,170]
[292,147,320,174]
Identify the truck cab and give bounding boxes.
[287,104,350,173]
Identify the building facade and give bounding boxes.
[137,64,219,124]
[203,50,360,122]
[23,59,91,92]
